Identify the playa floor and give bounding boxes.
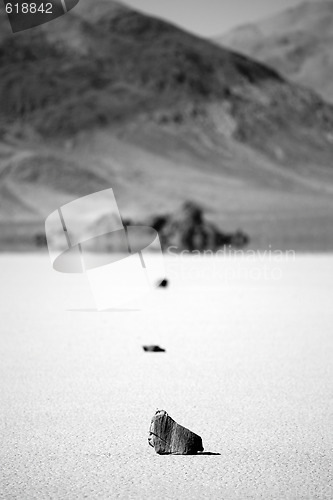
[1,254,333,499]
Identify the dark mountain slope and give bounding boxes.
[1,0,333,166]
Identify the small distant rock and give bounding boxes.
[143,345,166,352]
[148,410,204,455]
[158,279,169,288]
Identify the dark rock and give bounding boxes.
[148,410,204,455]
[151,215,169,233]
[35,232,47,248]
[143,345,166,352]
[158,279,169,288]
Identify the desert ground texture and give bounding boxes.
[1,254,333,499]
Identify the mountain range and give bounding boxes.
[217,0,333,104]
[1,0,333,251]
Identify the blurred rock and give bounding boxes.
[143,345,166,352]
[35,232,47,248]
[158,279,169,288]
[148,410,204,455]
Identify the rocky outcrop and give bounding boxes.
[150,201,249,252]
[148,410,204,455]
[45,201,249,253]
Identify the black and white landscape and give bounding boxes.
[1,2,333,500]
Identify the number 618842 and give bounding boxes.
[5,3,53,14]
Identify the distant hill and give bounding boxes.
[216,1,333,103]
[1,0,333,251]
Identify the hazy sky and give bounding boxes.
[123,0,320,37]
